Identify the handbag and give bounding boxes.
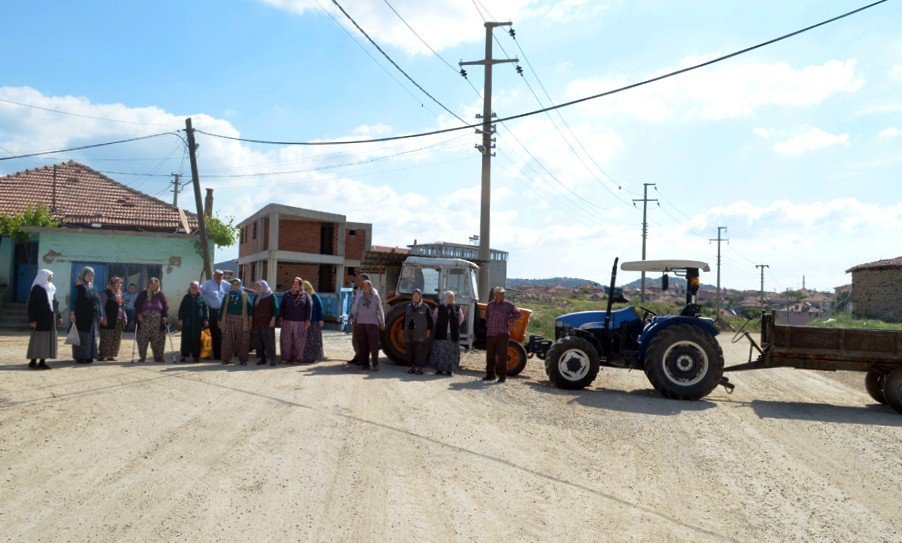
[65,324,81,346]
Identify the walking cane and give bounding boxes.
[166,324,178,363]
[131,321,139,363]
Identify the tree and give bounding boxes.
[205,213,238,248]
[0,204,60,262]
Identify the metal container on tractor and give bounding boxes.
[362,254,532,375]
[527,257,902,414]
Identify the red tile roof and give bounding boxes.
[0,161,198,232]
[846,257,902,273]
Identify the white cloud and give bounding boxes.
[772,128,849,157]
[752,127,769,138]
[879,127,900,138]
[565,58,864,122]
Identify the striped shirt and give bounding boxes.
[485,299,521,337]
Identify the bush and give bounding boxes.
[206,213,238,248]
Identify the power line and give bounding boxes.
[0,96,180,127]
[0,132,182,161]
[196,0,887,146]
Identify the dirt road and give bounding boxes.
[0,330,899,542]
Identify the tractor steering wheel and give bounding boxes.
[638,306,657,321]
[731,316,755,343]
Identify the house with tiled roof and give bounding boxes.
[846,256,902,322]
[0,161,208,319]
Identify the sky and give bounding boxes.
[1,0,900,292]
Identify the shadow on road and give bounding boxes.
[747,399,901,427]
[525,381,717,416]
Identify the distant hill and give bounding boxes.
[622,276,717,290]
[508,277,601,289]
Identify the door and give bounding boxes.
[14,242,39,302]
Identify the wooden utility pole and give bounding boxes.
[709,226,729,317]
[170,173,181,207]
[460,22,517,300]
[756,264,770,309]
[632,183,657,302]
[185,118,213,280]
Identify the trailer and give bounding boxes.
[729,312,902,413]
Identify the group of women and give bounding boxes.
[25,266,326,368]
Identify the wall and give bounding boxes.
[276,262,320,292]
[37,229,205,320]
[344,227,367,261]
[852,268,902,322]
[278,219,335,254]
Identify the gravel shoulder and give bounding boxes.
[0,330,899,542]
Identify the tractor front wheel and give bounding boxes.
[883,368,902,414]
[643,324,724,401]
[544,336,600,390]
[507,340,528,377]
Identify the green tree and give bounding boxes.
[205,213,238,248]
[0,204,59,262]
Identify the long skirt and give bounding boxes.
[221,315,250,363]
[137,310,166,362]
[180,321,203,359]
[254,326,276,363]
[428,339,460,372]
[281,320,307,363]
[72,323,99,360]
[302,323,324,363]
[99,317,125,359]
[27,328,58,360]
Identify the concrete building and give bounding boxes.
[846,256,902,322]
[236,204,371,293]
[408,241,508,292]
[0,161,205,320]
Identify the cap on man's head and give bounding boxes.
[359,273,370,280]
[494,286,506,294]
[214,269,224,276]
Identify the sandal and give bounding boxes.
[415,369,424,375]
[407,368,416,374]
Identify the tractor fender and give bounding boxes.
[564,328,605,357]
[637,316,719,362]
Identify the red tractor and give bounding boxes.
[378,256,532,375]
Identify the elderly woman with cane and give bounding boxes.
[134,277,170,363]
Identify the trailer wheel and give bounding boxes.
[544,336,600,390]
[864,369,888,405]
[382,304,409,366]
[883,368,902,414]
[506,340,528,377]
[644,324,724,401]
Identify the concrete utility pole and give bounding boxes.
[632,183,657,302]
[709,226,729,317]
[185,117,213,280]
[756,264,770,309]
[170,173,181,207]
[460,22,517,300]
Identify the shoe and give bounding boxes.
[407,368,416,374]
[270,362,276,366]
[482,375,495,381]
[240,361,247,366]
[154,359,163,363]
[361,363,371,370]
[221,361,228,365]
[28,360,37,369]
[435,371,443,375]
[256,360,266,365]
[193,358,200,363]
[446,371,453,376]
[497,377,506,383]
[415,370,424,375]
[37,362,52,370]
[372,364,380,372]
[179,357,186,363]
[138,358,146,363]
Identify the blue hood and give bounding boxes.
[556,306,640,331]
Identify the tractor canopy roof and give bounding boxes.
[403,256,479,270]
[621,259,710,273]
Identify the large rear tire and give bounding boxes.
[865,368,888,405]
[506,340,528,377]
[883,368,902,414]
[382,304,409,366]
[643,324,724,401]
[544,336,600,390]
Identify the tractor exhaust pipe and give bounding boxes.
[604,257,619,331]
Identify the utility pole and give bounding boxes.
[170,173,181,207]
[460,22,517,300]
[185,118,213,280]
[756,264,770,309]
[709,226,729,317]
[632,182,657,302]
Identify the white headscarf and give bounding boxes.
[32,269,56,312]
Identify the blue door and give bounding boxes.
[70,262,108,297]
[14,242,38,303]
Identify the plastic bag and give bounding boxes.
[200,328,212,359]
[65,324,81,346]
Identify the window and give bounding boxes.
[73,262,163,293]
[445,268,472,299]
[348,229,357,236]
[252,222,257,240]
[347,267,357,277]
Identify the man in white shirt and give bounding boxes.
[199,269,229,360]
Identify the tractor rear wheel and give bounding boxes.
[644,324,724,401]
[382,304,409,366]
[544,336,600,390]
[882,368,902,414]
[506,340,528,377]
[865,368,888,405]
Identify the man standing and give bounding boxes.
[199,270,228,360]
[483,286,521,383]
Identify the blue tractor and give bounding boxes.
[527,258,729,400]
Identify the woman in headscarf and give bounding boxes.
[70,266,100,364]
[429,290,465,376]
[27,269,61,369]
[350,280,384,371]
[252,280,279,366]
[178,281,208,363]
[220,278,253,365]
[134,277,170,362]
[98,276,127,361]
[301,280,325,364]
[403,289,433,376]
[278,277,311,364]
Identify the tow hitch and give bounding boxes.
[719,376,735,394]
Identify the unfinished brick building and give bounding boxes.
[236,204,371,293]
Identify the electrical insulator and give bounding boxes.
[460,68,468,78]
[515,65,524,75]
[509,28,516,38]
